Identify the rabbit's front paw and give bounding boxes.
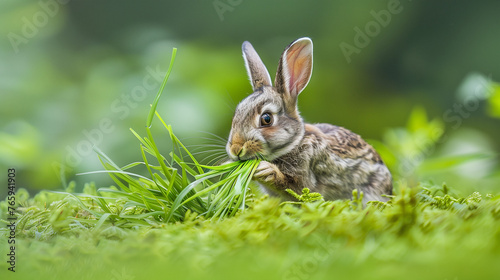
[254,161,285,185]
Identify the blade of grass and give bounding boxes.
[147,48,177,128]
[166,171,227,222]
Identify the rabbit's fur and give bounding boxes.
[226,37,392,203]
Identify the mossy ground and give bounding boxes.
[1,183,500,280]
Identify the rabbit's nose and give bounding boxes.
[230,144,245,159]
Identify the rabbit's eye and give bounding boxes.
[260,113,273,127]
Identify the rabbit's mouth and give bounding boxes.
[227,139,264,161]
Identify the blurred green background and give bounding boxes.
[1,0,500,197]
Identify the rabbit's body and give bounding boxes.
[260,123,392,202]
[227,37,392,203]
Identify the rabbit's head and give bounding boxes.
[227,38,313,161]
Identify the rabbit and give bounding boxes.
[226,37,392,203]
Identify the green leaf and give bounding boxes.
[418,153,494,173]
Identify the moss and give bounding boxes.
[1,183,500,280]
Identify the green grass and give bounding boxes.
[74,110,260,224]
[68,48,260,224]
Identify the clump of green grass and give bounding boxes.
[71,48,260,224]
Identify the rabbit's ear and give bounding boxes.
[242,41,272,91]
[275,38,313,110]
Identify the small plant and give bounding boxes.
[74,48,260,224]
[283,188,324,204]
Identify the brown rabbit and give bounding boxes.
[226,37,392,203]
